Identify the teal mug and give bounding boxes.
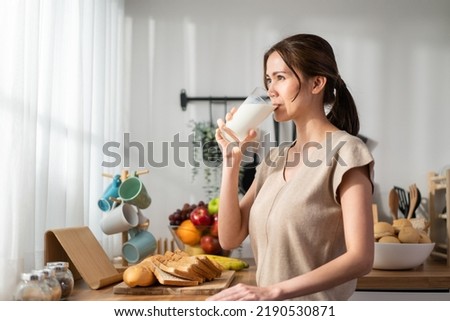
[118,176,151,209]
[122,229,157,263]
[98,174,121,212]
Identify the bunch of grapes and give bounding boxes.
[168,200,206,226]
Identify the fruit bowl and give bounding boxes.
[168,225,232,257]
[373,242,435,270]
[167,199,232,257]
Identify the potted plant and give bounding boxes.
[190,120,222,200]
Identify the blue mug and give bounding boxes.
[98,174,121,212]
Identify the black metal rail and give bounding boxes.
[180,89,246,111]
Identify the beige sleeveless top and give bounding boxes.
[249,130,374,300]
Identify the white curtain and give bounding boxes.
[0,0,126,300]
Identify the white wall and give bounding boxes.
[121,0,450,256]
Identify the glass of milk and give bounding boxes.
[221,87,273,142]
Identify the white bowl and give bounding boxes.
[373,242,435,270]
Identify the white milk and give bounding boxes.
[222,102,274,142]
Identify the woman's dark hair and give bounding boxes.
[263,34,359,136]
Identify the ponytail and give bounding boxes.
[326,76,360,136]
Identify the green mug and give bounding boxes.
[118,176,151,209]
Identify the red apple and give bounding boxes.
[200,235,222,254]
[190,205,212,227]
[210,215,219,237]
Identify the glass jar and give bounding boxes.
[14,272,52,301]
[34,268,62,301]
[45,261,74,300]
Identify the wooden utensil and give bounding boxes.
[394,186,409,217]
[413,187,421,216]
[407,184,418,219]
[388,188,399,220]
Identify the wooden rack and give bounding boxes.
[428,169,450,265]
[101,168,150,267]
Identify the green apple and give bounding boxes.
[208,197,219,215]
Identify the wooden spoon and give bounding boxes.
[388,188,399,220]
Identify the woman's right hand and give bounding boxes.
[215,107,257,162]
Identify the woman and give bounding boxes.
[208,34,374,301]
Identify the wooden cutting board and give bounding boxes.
[113,270,235,295]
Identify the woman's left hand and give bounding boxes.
[206,283,277,301]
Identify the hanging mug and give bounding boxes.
[122,229,157,264]
[118,176,151,209]
[98,175,121,212]
[100,203,139,235]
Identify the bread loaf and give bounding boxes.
[374,219,432,244]
[374,222,395,239]
[123,250,222,287]
[378,235,400,243]
[123,264,157,287]
[418,230,432,243]
[398,226,421,243]
[392,218,412,233]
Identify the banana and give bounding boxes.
[195,254,249,271]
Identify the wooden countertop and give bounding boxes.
[356,257,450,290]
[70,260,257,301]
[69,258,450,300]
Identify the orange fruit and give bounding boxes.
[176,220,201,245]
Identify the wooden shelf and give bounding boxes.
[431,251,448,260]
[435,243,448,250]
[428,169,450,266]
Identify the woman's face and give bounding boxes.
[265,51,314,122]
